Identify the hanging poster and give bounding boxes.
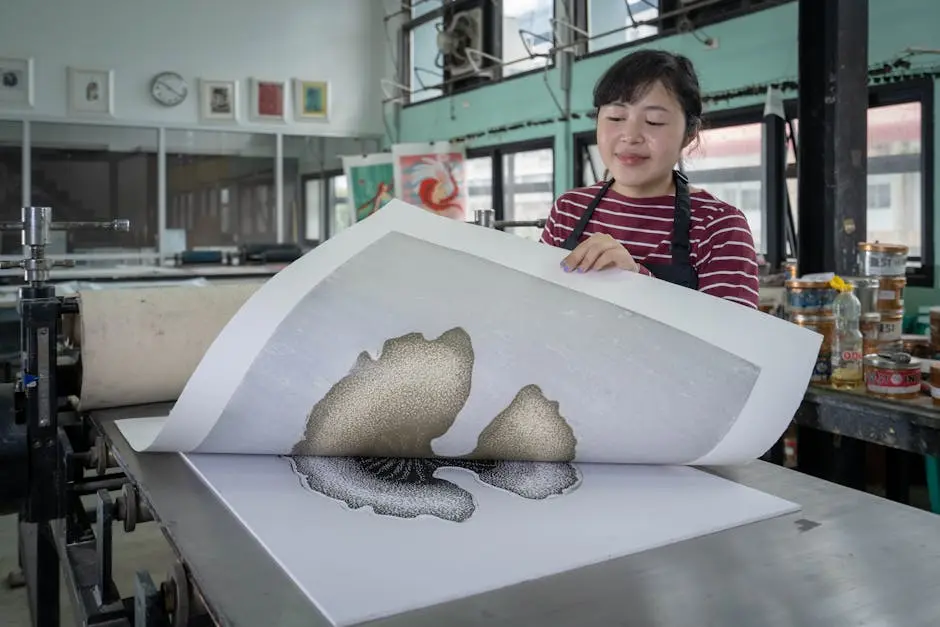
[340,153,395,222]
[392,141,467,220]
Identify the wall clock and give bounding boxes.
[150,71,188,107]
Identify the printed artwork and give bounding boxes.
[341,153,395,221]
[392,142,468,220]
[67,67,113,116]
[294,79,328,120]
[251,79,285,121]
[287,327,580,522]
[0,57,32,107]
[114,199,818,625]
[194,231,760,466]
[200,79,238,121]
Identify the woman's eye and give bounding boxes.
[605,116,624,122]
[647,121,666,126]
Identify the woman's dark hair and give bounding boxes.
[592,49,703,141]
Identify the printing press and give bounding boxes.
[1,205,940,627]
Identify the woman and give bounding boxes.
[540,49,760,309]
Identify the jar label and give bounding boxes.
[865,368,919,390]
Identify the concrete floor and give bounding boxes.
[0,510,177,626]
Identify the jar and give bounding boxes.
[930,306,940,351]
[863,352,922,400]
[857,242,909,277]
[901,334,932,359]
[878,310,904,343]
[845,276,880,314]
[784,279,837,314]
[791,313,835,383]
[931,362,940,406]
[860,311,880,356]
[877,276,906,311]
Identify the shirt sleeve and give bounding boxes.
[693,210,761,309]
[539,199,565,246]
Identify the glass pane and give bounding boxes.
[587,0,659,53]
[411,0,443,19]
[503,0,555,76]
[0,120,22,255]
[466,156,493,221]
[866,101,922,258]
[30,122,159,261]
[304,177,324,241]
[788,100,923,260]
[683,122,765,253]
[166,129,276,250]
[581,143,605,186]
[329,174,352,235]
[411,18,444,102]
[503,147,554,241]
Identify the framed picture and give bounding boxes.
[67,67,114,116]
[293,79,329,121]
[249,79,286,122]
[0,57,34,108]
[199,79,238,122]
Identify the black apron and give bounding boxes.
[561,170,699,290]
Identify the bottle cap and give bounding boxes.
[829,275,851,293]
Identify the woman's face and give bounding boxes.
[595,80,689,196]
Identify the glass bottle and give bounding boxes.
[830,278,864,389]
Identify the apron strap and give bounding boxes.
[560,172,693,264]
[670,170,692,265]
[560,179,614,251]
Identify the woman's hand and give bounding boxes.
[561,233,640,273]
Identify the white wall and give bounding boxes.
[0,0,388,141]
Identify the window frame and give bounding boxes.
[570,78,935,286]
[300,169,343,242]
[466,137,556,223]
[569,0,794,61]
[400,0,557,108]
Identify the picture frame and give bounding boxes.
[199,79,239,122]
[67,67,114,116]
[0,56,34,109]
[249,78,286,122]
[293,79,329,121]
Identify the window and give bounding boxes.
[503,146,554,240]
[409,18,444,103]
[411,0,444,20]
[682,121,765,252]
[574,114,769,253]
[402,0,557,104]
[304,177,324,241]
[467,139,555,240]
[867,182,891,210]
[466,155,494,220]
[328,174,351,236]
[785,90,930,268]
[0,120,23,254]
[586,0,659,53]
[502,0,555,77]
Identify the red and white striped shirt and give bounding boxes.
[540,182,760,309]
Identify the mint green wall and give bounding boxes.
[394,0,940,300]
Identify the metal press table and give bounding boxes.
[89,405,940,627]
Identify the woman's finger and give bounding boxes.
[591,248,620,271]
[576,240,617,272]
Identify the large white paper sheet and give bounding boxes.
[116,199,820,466]
[109,199,819,625]
[182,452,799,627]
